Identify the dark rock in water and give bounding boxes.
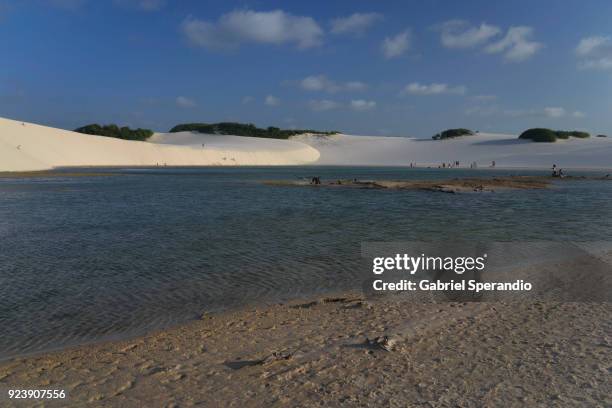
[596,134,608,138]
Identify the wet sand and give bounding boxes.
[264,176,551,193]
[265,175,612,193]
[0,293,609,407]
[0,171,119,178]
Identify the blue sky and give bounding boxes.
[1,0,611,137]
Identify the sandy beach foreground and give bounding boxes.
[1,293,609,407]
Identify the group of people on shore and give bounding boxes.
[307,162,569,184]
[439,160,497,169]
[310,176,321,185]
[439,161,461,168]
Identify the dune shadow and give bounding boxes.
[472,139,531,146]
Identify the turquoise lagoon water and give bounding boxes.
[0,167,610,359]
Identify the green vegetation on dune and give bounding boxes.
[518,128,558,142]
[432,128,475,140]
[74,124,153,141]
[519,128,591,143]
[555,130,590,139]
[169,122,339,139]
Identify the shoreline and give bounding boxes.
[0,287,352,364]
[264,176,553,193]
[0,165,611,179]
[1,291,609,407]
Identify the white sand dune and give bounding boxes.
[0,117,320,172]
[1,117,611,171]
[292,132,612,169]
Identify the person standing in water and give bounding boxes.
[552,164,559,177]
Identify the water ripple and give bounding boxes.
[0,167,610,359]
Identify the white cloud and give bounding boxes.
[579,59,612,70]
[485,26,543,62]
[299,75,367,93]
[181,10,323,50]
[437,20,501,48]
[350,99,376,111]
[309,99,341,111]
[176,96,196,108]
[114,0,166,11]
[575,36,612,70]
[330,12,383,35]
[576,36,612,56]
[381,30,411,59]
[403,82,466,95]
[307,98,375,111]
[504,107,561,118]
[301,75,336,92]
[544,107,566,118]
[265,95,280,106]
[467,105,581,119]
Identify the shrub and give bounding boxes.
[519,128,591,143]
[74,124,153,141]
[432,128,475,140]
[555,130,590,139]
[518,128,558,142]
[169,122,338,139]
[169,123,216,134]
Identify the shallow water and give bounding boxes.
[0,167,610,359]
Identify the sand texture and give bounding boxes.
[0,294,609,407]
